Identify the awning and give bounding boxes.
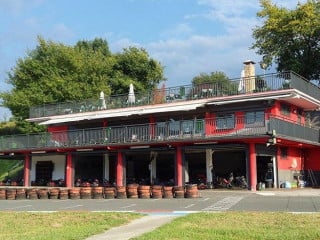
[39,102,204,125]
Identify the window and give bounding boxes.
[280,103,291,116]
[245,111,265,127]
[216,114,235,129]
[297,109,303,124]
[280,147,288,159]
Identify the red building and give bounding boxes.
[1,61,320,191]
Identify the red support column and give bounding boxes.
[249,142,257,191]
[66,153,72,188]
[116,151,123,186]
[176,146,183,186]
[23,154,30,187]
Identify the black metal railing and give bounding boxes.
[29,71,320,118]
[1,115,318,152]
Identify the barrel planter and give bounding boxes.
[38,188,49,199]
[80,187,92,199]
[6,188,16,200]
[27,188,38,200]
[104,187,116,199]
[185,184,199,198]
[16,188,27,200]
[138,185,151,199]
[92,187,104,199]
[151,185,163,199]
[69,188,81,199]
[59,189,69,200]
[173,186,185,198]
[116,186,127,199]
[49,188,60,199]
[126,184,139,199]
[0,188,6,200]
[163,186,174,198]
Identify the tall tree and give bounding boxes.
[0,37,165,133]
[192,71,229,85]
[251,0,320,81]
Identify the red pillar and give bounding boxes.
[66,153,72,188]
[176,146,183,186]
[23,154,30,187]
[249,142,257,191]
[116,151,123,186]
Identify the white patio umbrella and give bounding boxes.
[99,91,107,110]
[128,83,135,105]
[238,70,245,93]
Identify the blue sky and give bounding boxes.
[0,0,303,119]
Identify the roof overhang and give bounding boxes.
[38,101,205,125]
[206,90,320,110]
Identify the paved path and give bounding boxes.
[85,214,178,240]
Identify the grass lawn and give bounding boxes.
[0,211,141,240]
[1,211,320,240]
[134,212,320,240]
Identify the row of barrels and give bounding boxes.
[0,184,199,200]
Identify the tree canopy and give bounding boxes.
[0,36,165,133]
[251,0,320,81]
[192,71,230,85]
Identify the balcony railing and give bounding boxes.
[1,115,318,152]
[29,71,320,118]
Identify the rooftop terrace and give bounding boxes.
[29,71,320,119]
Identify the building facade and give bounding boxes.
[1,61,320,191]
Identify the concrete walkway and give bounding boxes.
[85,214,179,240]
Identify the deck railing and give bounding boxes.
[29,71,320,118]
[1,115,318,152]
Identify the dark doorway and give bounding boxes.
[36,161,54,183]
[156,151,175,185]
[126,153,150,184]
[257,156,274,187]
[74,155,103,182]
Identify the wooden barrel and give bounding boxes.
[116,186,127,199]
[26,188,38,200]
[6,188,16,200]
[16,188,26,200]
[138,185,150,199]
[0,188,6,200]
[185,184,199,198]
[173,186,185,198]
[69,188,81,199]
[104,187,116,199]
[151,185,163,199]
[49,188,60,199]
[126,184,139,199]
[92,187,104,199]
[59,189,69,200]
[38,188,49,199]
[163,186,174,198]
[80,187,92,199]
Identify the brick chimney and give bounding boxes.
[243,60,256,93]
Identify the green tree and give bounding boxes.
[192,71,230,85]
[0,37,165,133]
[191,71,237,96]
[251,0,320,81]
[112,47,165,94]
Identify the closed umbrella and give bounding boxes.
[99,91,107,110]
[238,70,245,93]
[128,83,135,105]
